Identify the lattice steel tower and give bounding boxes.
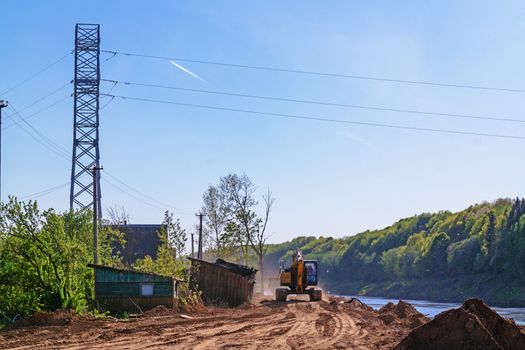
[70,24,101,214]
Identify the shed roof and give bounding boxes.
[187,257,257,279]
[87,264,184,282]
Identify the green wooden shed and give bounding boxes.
[88,264,181,313]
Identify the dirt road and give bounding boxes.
[0,297,425,349]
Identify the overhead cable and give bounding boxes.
[102,78,525,124]
[0,51,72,96]
[104,171,194,214]
[3,83,72,130]
[101,49,525,93]
[102,93,525,141]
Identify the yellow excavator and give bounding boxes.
[276,250,322,301]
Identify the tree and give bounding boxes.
[105,205,130,226]
[201,185,228,258]
[247,190,274,293]
[163,211,187,261]
[220,174,275,292]
[220,174,256,264]
[134,211,187,279]
[0,197,123,317]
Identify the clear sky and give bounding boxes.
[1,1,525,243]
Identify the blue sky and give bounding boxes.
[1,1,525,243]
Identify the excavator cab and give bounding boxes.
[276,250,322,301]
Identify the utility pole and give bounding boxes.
[195,213,205,260]
[190,232,195,258]
[92,165,103,264]
[0,100,7,203]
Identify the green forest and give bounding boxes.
[264,197,525,307]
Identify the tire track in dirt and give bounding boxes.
[184,307,295,350]
[1,298,425,349]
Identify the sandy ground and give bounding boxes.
[0,296,426,350]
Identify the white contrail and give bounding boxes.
[170,60,205,81]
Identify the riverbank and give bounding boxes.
[329,276,525,308]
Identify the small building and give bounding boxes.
[110,224,163,264]
[188,258,257,307]
[88,264,181,313]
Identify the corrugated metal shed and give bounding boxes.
[188,258,257,307]
[89,264,181,313]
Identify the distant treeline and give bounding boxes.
[264,198,525,306]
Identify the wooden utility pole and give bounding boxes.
[195,213,205,260]
[92,166,103,264]
[190,232,195,258]
[0,100,8,202]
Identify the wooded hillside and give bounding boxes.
[264,198,525,306]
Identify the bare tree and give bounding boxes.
[248,189,275,293]
[104,205,130,226]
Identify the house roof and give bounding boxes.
[108,224,163,264]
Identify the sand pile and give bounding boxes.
[394,298,525,350]
[143,305,172,317]
[182,299,209,314]
[379,300,427,328]
[328,296,374,311]
[15,309,81,327]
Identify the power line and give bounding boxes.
[102,177,173,212]
[3,95,71,130]
[6,98,192,214]
[19,173,89,201]
[102,78,525,124]
[3,82,72,130]
[0,51,72,97]
[102,93,525,141]
[101,49,525,94]
[3,111,70,161]
[99,81,118,110]
[6,112,191,212]
[15,81,71,114]
[104,171,194,214]
[7,104,70,159]
[19,181,70,201]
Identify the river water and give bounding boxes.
[340,295,525,325]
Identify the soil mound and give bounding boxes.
[143,305,171,317]
[379,301,427,328]
[379,301,421,318]
[15,309,80,327]
[328,296,373,311]
[182,299,209,314]
[394,298,525,350]
[345,297,374,311]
